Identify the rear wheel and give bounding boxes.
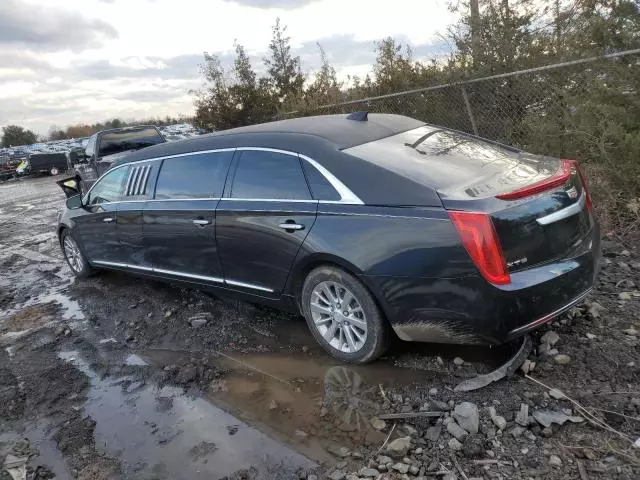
[61,230,94,278]
[301,266,389,363]
[50,167,60,176]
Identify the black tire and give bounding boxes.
[301,266,389,364]
[50,167,60,176]
[60,230,95,278]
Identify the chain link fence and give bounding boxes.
[281,49,640,230]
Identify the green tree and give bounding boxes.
[1,125,37,147]
[303,43,343,108]
[264,18,305,108]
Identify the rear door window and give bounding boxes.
[301,160,340,201]
[154,151,233,199]
[87,166,129,205]
[230,150,312,200]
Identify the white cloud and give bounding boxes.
[0,0,456,134]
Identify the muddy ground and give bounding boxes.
[0,176,638,480]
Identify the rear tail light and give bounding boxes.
[449,211,511,285]
[496,159,574,200]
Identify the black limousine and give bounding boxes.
[57,113,600,363]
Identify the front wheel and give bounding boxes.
[61,230,94,278]
[301,266,389,364]
[50,167,60,175]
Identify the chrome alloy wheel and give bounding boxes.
[63,236,84,273]
[310,281,368,353]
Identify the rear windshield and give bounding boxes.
[98,128,164,157]
[343,126,521,192]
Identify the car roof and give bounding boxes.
[205,113,425,150]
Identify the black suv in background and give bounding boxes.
[74,126,165,191]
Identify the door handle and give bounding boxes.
[278,222,304,231]
[103,217,115,223]
[193,219,211,226]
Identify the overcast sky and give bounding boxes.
[0,0,456,135]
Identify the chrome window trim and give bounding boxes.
[81,146,362,206]
[140,165,151,195]
[124,167,136,196]
[132,165,145,195]
[536,193,586,225]
[221,198,318,204]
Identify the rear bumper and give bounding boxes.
[362,221,601,345]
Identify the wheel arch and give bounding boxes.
[286,253,394,325]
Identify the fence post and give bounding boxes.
[461,85,479,136]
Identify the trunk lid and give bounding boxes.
[440,157,592,274]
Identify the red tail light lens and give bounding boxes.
[496,160,573,200]
[449,211,511,285]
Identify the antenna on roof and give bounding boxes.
[346,111,368,121]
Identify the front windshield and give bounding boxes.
[98,128,164,157]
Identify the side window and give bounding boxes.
[154,151,233,199]
[87,166,129,205]
[231,150,312,200]
[85,135,96,158]
[301,160,341,201]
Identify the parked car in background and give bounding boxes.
[0,155,20,180]
[16,153,68,176]
[74,126,166,192]
[56,113,600,363]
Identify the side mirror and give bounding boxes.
[66,194,83,210]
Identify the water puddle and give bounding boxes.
[139,349,444,465]
[57,350,315,479]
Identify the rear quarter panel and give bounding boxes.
[286,204,478,313]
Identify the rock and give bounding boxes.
[164,310,173,318]
[548,348,559,356]
[554,354,571,365]
[587,302,606,318]
[189,312,212,328]
[403,424,418,436]
[510,426,525,438]
[540,426,554,437]
[125,380,145,393]
[320,407,328,417]
[307,476,318,480]
[359,467,380,478]
[328,445,351,458]
[295,430,308,439]
[539,342,551,356]
[268,399,278,410]
[386,436,411,457]
[370,417,387,431]
[533,409,584,428]
[619,292,632,301]
[425,425,442,442]
[488,407,507,431]
[431,399,451,411]
[351,451,363,459]
[453,357,464,366]
[377,464,387,472]
[414,447,423,454]
[429,387,438,395]
[454,402,479,434]
[549,388,566,400]
[520,359,535,374]
[515,403,529,427]
[448,438,463,451]
[541,331,560,346]
[377,455,393,465]
[548,455,562,467]
[175,365,197,384]
[586,333,597,340]
[447,421,468,441]
[392,463,410,474]
[462,434,485,458]
[329,471,346,480]
[623,327,639,336]
[409,465,419,475]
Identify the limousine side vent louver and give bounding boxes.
[125,164,152,197]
